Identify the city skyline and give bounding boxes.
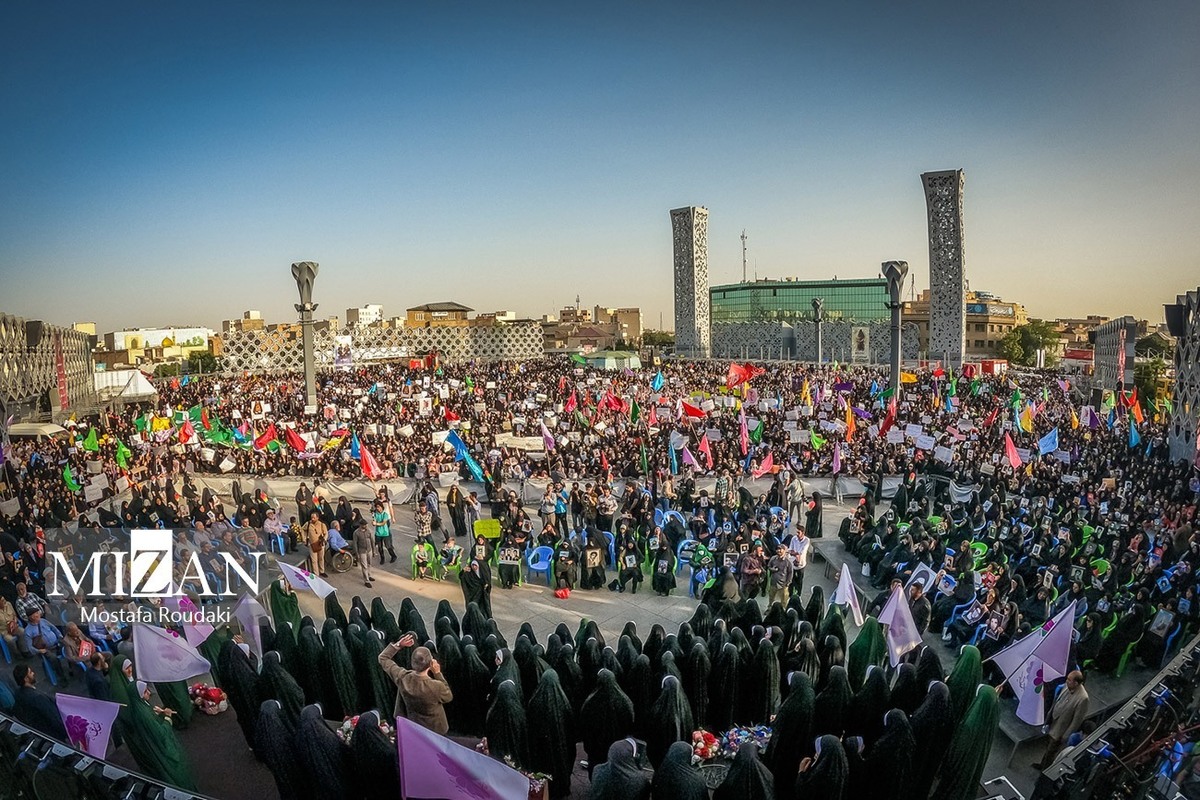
[2,1,1197,332]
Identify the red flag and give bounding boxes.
[444,407,460,422]
[727,363,748,389]
[878,398,897,438]
[648,405,658,426]
[254,423,277,450]
[558,375,566,393]
[983,405,1000,428]
[360,442,384,480]
[284,426,308,452]
[681,402,706,419]
[698,433,714,469]
[739,408,749,456]
[932,367,945,378]
[564,392,577,414]
[753,451,775,478]
[200,408,211,431]
[599,450,610,475]
[178,420,194,444]
[1004,432,1022,469]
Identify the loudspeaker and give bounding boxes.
[1164,303,1187,337]
[87,335,98,351]
[24,320,44,349]
[1087,330,1096,345]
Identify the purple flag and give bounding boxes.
[162,595,214,648]
[56,693,121,757]
[989,601,1075,684]
[833,381,854,393]
[396,714,529,799]
[878,585,922,666]
[851,406,873,421]
[831,444,842,475]
[681,448,698,468]
[540,421,556,452]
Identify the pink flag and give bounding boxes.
[56,693,121,757]
[831,445,842,475]
[1004,432,1022,469]
[681,448,698,468]
[989,601,1075,684]
[540,421,556,452]
[752,451,774,478]
[360,441,384,480]
[739,408,749,456]
[878,584,922,667]
[395,714,529,799]
[697,434,714,469]
[278,560,338,599]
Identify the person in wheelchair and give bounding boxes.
[326,521,357,571]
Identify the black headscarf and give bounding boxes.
[324,594,348,631]
[714,742,775,800]
[258,650,305,728]
[906,681,954,800]
[296,703,356,800]
[360,629,397,720]
[459,643,491,736]
[858,709,915,800]
[625,653,656,737]
[766,672,815,798]
[709,641,740,732]
[813,665,851,739]
[219,639,263,750]
[485,679,529,769]
[647,674,694,769]
[589,738,651,800]
[748,637,781,725]
[915,645,945,688]
[350,595,372,627]
[527,670,575,799]
[805,586,826,628]
[688,603,714,640]
[370,598,402,643]
[297,625,324,704]
[274,621,300,678]
[319,628,359,718]
[580,668,635,772]
[462,602,489,642]
[620,620,644,653]
[889,662,923,717]
[794,735,849,800]
[847,665,890,744]
[684,641,711,727]
[651,740,707,800]
[254,700,301,800]
[350,710,400,800]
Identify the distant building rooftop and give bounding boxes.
[407,302,474,313]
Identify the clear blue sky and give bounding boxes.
[1,1,1197,332]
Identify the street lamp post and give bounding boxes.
[882,261,909,398]
[811,297,824,364]
[291,261,320,408]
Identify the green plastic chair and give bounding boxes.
[1115,635,1143,678]
[1090,558,1110,577]
[410,542,437,579]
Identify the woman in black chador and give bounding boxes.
[650,539,677,596]
[580,668,635,777]
[459,559,493,619]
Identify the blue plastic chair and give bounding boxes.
[40,653,58,687]
[769,506,790,528]
[526,546,554,586]
[654,508,665,529]
[602,531,616,565]
[676,539,699,576]
[0,637,11,664]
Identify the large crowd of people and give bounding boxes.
[1,354,1198,799]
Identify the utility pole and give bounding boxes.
[741,230,748,284]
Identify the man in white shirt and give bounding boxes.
[788,526,811,601]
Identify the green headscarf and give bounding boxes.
[846,617,887,691]
[152,680,193,729]
[269,579,302,640]
[945,645,983,724]
[108,656,198,790]
[931,685,999,800]
[197,626,232,688]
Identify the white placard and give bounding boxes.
[89,474,110,489]
[933,446,954,463]
[1016,448,1032,462]
[904,424,923,438]
[886,429,904,444]
[304,405,318,416]
[789,429,810,444]
[114,477,130,494]
[705,428,723,442]
[399,424,415,437]
[701,399,715,412]
[86,460,103,474]
[83,484,104,502]
[219,457,236,472]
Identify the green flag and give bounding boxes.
[749,419,764,444]
[810,432,826,450]
[82,427,99,452]
[188,405,203,423]
[267,439,281,454]
[879,387,895,400]
[464,376,474,391]
[970,377,981,396]
[640,442,649,475]
[630,400,641,425]
[134,414,149,433]
[1009,389,1022,408]
[115,440,132,469]
[63,465,81,492]
[948,378,958,397]
[570,354,587,365]
[575,410,588,428]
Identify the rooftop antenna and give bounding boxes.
[575,294,580,314]
[741,230,748,283]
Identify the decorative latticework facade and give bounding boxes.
[217,321,544,374]
[1168,289,1199,465]
[1092,316,1137,393]
[672,206,711,359]
[0,312,96,414]
[922,170,967,366]
[710,320,919,363]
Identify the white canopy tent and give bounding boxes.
[94,370,158,402]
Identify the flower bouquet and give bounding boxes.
[691,729,719,764]
[718,725,772,758]
[188,683,228,715]
[335,714,394,746]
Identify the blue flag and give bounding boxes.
[651,371,664,392]
[1129,422,1141,449]
[350,433,361,460]
[669,445,678,475]
[1037,427,1059,456]
[445,430,485,482]
[870,379,879,397]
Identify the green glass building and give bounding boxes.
[710,278,890,324]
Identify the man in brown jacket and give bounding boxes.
[305,510,329,577]
[1035,670,1090,769]
[378,633,453,734]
